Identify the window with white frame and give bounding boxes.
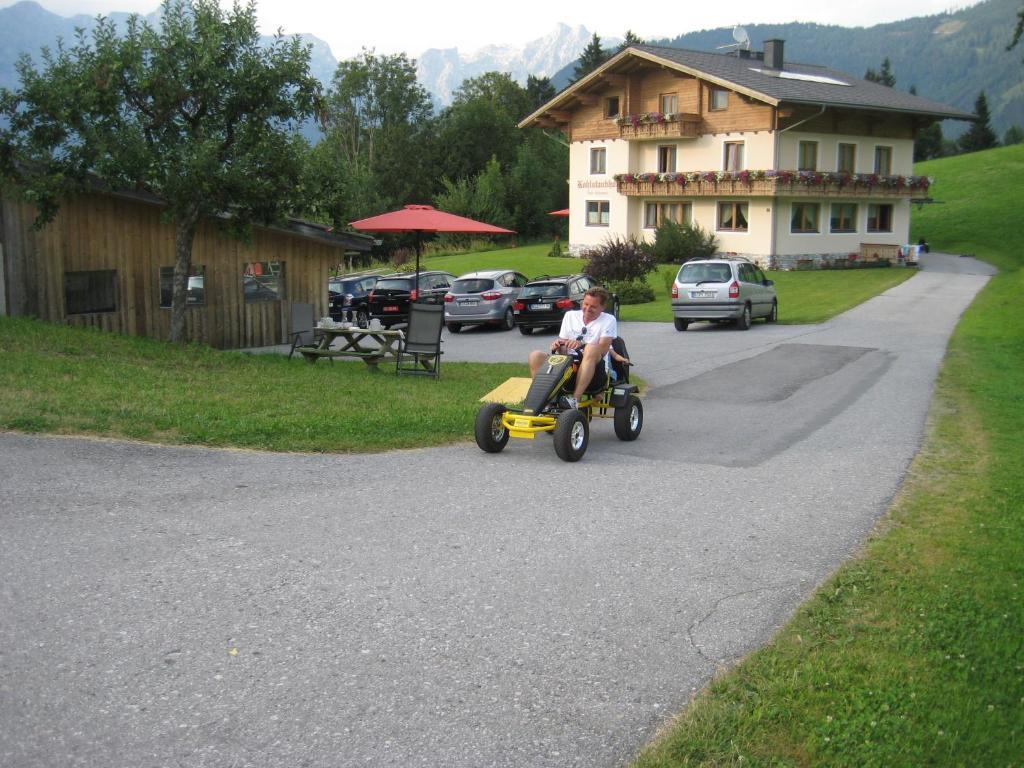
[660,93,678,114]
[838,143,856,173]
[874,145,892,175]
[798,141,818,171]
[717,202,748,231]
[723,141,745,172]
[791,203,820,233]
[586,200,610,226]
[644,202,692,228]
[657,145,677,173]
[590,147,606,174]
[830,203,858,233]
[867,203,893,232]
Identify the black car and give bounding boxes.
[328,274,379,327]
[367,271,457,328]
[512,274,620,334]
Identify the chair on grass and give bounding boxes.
[288,302,316,360]
[396,302,444,378]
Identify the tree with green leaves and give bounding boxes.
[525,74,556,112]
[0,0,320,343]
[1008,5,1023,57]
[958,91,999,153]
[1004,125,1024,145]
[320,48,434,214]
[864,58,896,87]
[573,33,609,82]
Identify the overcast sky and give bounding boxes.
[3,0,984,60]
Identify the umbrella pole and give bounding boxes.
[414,231,422,304]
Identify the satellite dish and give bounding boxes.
[717,25,751,51]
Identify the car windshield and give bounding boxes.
[678,263,732,284]
[329,280,358,292]
[374,278,412,291]
[520,284,566,298]
[451,279,495,294]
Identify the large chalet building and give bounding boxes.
[520,40,972,267]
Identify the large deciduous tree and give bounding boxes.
[0,0,321,343]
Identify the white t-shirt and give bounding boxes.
[558,310,618,369]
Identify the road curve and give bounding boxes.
[0,253,995,767]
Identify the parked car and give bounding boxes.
[328,274,379,327]
[443,269,529,332]
[367,271,456,328]
[512,274,620,335]
[670,257,777,331]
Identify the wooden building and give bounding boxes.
[0,187,374,348]
[519,39,972,267]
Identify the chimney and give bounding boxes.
[763,39,784,70]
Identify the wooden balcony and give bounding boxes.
[614,171,931,200]
[617,113,701,140]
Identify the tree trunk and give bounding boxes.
[169,207,201,344]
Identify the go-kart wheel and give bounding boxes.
[614,395,643,441]
[475,403,509,453]
[553,409,589,462]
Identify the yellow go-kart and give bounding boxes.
[474,341,642,462]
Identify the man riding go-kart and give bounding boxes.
[474,286,643,462]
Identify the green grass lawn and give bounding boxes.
[633,144,1024,767]
[422,244,915,324]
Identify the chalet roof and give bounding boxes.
[520,44,973,127]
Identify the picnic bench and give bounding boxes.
[298,327,405,370]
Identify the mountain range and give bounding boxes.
[1,0,1021,134]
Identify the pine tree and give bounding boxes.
[573,33,608,81]
[1003,125,1024,145]
[958,91,999,153]
[915,122,945,161]
[618,30,645,52]
[864,58,896,87]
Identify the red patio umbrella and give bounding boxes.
[548,208,570,217]
[350,205,515,294]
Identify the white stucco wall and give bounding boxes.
[773,197,912,256]
[777,131,915,175]
[632,132,776,172]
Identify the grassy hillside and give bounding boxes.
[913,142,1024,269]
[633,145,1024,766]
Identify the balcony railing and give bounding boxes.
[616,112,701,140]
[614,171,932,199]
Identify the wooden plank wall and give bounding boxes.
[2,191,340,349]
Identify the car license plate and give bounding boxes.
[460,299,478,306]
[690,291,716,299]
[384,305,399,312]
[532,303,552,310]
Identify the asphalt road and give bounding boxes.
[0,252,996,768]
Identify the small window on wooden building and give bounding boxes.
[709,88,729,111]
[159,265,206,308]
[660,93,678,114]
[64,270,117,315]
[604,97,620,118]
[243,261,284,302]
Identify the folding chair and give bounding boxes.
[288,302,316,360]
[396,302,444,378]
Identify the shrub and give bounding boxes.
[549,239,564,258]
[648,220,718,264]
[609,279,655,304]
[583,235,656,284]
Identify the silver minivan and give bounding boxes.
[670,257,777,331]
[444,269,529,332]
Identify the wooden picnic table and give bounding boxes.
[298,327,405,370]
